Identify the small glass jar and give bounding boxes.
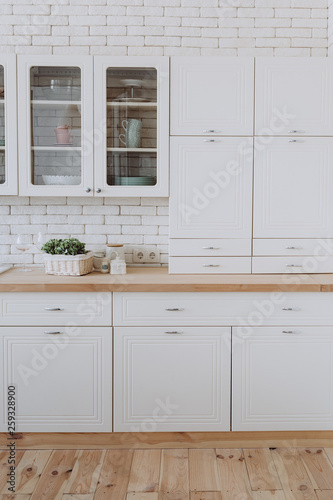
[101,258,110,274]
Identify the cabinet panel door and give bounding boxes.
[171,57,254,136]
[254,138,333,238]
[114,327,231,431]
[233,326,333,431]
[0,327,112,432]
[0,55,17,195]
[94,56,169,197]
[255,58,333,136]
[170,137,253,238]
[18,55,94,196]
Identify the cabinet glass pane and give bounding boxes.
[30,66,82,186]
[106,68,157,187]
[0,66,5,184]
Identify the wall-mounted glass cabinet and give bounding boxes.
[18,55,94,196]
[0,55,17,195]
[94,57,169,197]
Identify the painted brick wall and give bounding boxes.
[0,0,329,265]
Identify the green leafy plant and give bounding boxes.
[41,238,87,256]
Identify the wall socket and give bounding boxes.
[133,247,160,264]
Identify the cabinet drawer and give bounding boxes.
[169,257,251,274]
[253,239,333,256]
[114,292,333,326]
[252,256,333,274]
[0,292,112,326]
[170,239,251,257]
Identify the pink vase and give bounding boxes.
[54,125,73,144]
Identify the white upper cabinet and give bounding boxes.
[170,136,253,239]
[171,57,254,136]
[94,56,169,197]
[254,137,333,239]
[255,58,333,136]
[0,55,17,195]
[18,55,94,196]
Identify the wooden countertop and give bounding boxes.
[0,267,331,292]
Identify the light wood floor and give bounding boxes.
[1,447,333,499]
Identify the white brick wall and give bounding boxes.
[0,0,330,265]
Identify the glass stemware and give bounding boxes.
[15,234,32,272]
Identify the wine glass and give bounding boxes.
[35,232,47,251]
[15,234,32,272]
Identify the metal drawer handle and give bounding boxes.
[165,308,184,312]
[164,331,184,335]
[203,264,220,267]
[288,130,305,134]
[286,246,303,250]
[286,264,303,268]
[44,331,64,335]
[282,330,301,334]
[203,246,220,250]
[203,139,220,143]
[282,307,301,311]
[44,307,64,311]
[203,129,220,133]
[288,139,298,142]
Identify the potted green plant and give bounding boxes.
[41,238,94,276]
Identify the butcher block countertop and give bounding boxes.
[0,267,332,292]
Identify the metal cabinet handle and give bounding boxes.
[282,307,301,311]
[44,307,64,311]
[203,129,220,133]
[96,188,102,193]
[165,308,184,311]
[203,264,220,267]
[286,264,303,268]
[202,246,220,250]
[286,246,303,250]
[282,330,301,334]
[288,130,305,134]
[44,331,64,335]
[164,331,184,335]
[288,139,298,142]
[85,187,91,193]
[203,139,220,143]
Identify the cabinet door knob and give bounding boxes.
[85,187,91,193]
[96,188,102,193]
[165,308,184,311]
[44,307,64,311]
[164,331,184,335]
[203,264,220,267]
[202,246,220,250]
[44,331,64,335]
[282,330,301,334]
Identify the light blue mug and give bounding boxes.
[119,119,142,148]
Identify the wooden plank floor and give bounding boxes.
[1,447,333,499]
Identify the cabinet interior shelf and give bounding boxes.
[31,146,81,151]
[0,147,5,151]
[31,100,81,106]
[107,147,157,153]
[107,101,157,108]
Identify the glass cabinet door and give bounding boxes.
[18,56,93,196]
[0,55,17,195]
[94,57,169,197]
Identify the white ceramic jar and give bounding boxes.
[106,244,125,261]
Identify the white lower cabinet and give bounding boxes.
[0,327,112,432]
[232,326,333,431]
[114,327,231,432]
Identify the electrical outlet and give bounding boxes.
[133,248,147,263]
[146,248,160,263]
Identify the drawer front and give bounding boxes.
[252,256,333,274]
[0,292,112,326]
[114,292,333,326]
[169,257,251,274]
[170,239,251,257]
[253,239,333,256]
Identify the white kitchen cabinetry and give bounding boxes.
[171,57,254,136]
[255,58,333,136]
[94,56,169,197]
[18,55,94,197]
[233,326,333,431]
[0,327,112,432]
[114,326,231,432]
[254,137,333,239]
[0,55,17,195]
[0,292,112,432]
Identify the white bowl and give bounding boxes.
[42,175,81,186]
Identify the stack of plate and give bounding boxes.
[114,176,155,186]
